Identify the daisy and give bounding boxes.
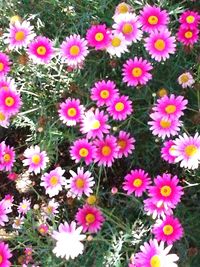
[106,31,129,57]
[134,239,179,267]
[38,224,49,235]
[75,204,105,233]
[0,77,16,91]
[60,34,89,67]
[113,13,142,44]
[178,72,195,88]
[86,24,111,50]
[0,200,10,226]
[173,133,200,169]
[3,194,14,212]
[0,52,11,77]
[41,167,66,197]
[70,138,95,165]
[161,140,176,164]
[12,215,25,229]
[122,57,152,87]
[0,111,10,128]
[116,130,135,158]
[144,29,176,62]
[157,88,168,98]
[23,145,49,174]
[18,199,31,215]
[67,167,95,198]
[177,26,199,46]
[144,197,173,219]
[139,5,169,33]
[28,36,54,64]
[152,216,184,245]
[114,2,133,17]
[148,113,181,139]
[42,198,59,218]
[4,20,35,50]
[52,221,86,260]
[0,143,15,171]
[93,135,119,167]
[179,10,200,28]
[123,169,151,197]
[152,94,188,119]
[0,88,22,116]
[90,79,119,107]
[148,173,184,209]
[0,242,12,267]
[107,95,133,121]
[58,98,85,126]
[80,108,110,139]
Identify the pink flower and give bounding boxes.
[179,10,200,28]
[18,199,31,215]
[178,72,195,88]
[0,242,12,267]
[28,36,54,64]
[0,89,22,116]
[0,200,10,226]
[123,169,151,197]
[75,204,105,233]
[0,77,16,91]
[122,57,152,87]
[38,224,49,235]
[0,142,15,171]
[0,111,10,128]
[107,95,133,121]
[86,24,111,50]
[116,130,135,158]
[152,216,184,245]
[177,26,199,46]
[90,80,119,107]
[106,31,129,57]
[70,138,95,165]
[144,197,173,219]
[139,5,169,33]
[93,135,118,167]
[148,173,184,209]
[161,140,176,164]
[144,29,176,62]
[0,52,11,77]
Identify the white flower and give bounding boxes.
[178,72,195,88]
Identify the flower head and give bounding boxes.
[106,31,129,57]
[0,242,12,267]
[144,197,173,219]
[179,10,200,28]
[0,88,22,116]
[0,200,10,226]
[178,72,195,88]
[116,130,135,158]
[177,26,199,46]
[0,142,15,171]
[0,52,11,77]
[86,24,111,50]
[161,140,176,164]
[114,2,133,17]
[18,199,31,215]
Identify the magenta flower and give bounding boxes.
[116,130,135,158]
[161,140,176,164]
[18,199,31,215]
[86,24,111,50]
[0,200,10,226]
[0,89,22,116]
[0,52,11,77]
[177,26,199,46]
[0,142,15,171]
[0,242,12,267]
[179,10,200,28]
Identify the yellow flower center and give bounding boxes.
[21,204,27,210]
[185,145,198,157]
[158,88,168,98]
[67,107,77,117]
[0,112,5,121]
[117,140,126,149]
[0,62,4,71]
[3,153,11,162]
[92,119,101,129]
[165,104,176,114]
[76,178,85,188]
[37,46,47,55]
[86,195,97,205]
[79,148,89,157]
[160,119,171,128]
[10,15,22,24]
[160,185,172,197]
[180,74,189,83]
[150,255,161,267]
[115,102,124,111]
[132,67,142,77]
[184,31,193,39]
[133,178,142,187]
[69,45,80,56]
[0,255,2,264]
[5,97,14,107]
[169,145,176,156]
[100,89,109,99]
[186,15,195,23]
[111,37,121,47]
[32,154,41,164]
[95,32,104,42]
[101,145,111,156]
[85,213,95,224]
[50,176,58,186]
[122,23,133,34]
[148,15,159,25]
[154,39,166,51]
[163,224,174,235]
[15,31,25,41]
[117,3,129,14]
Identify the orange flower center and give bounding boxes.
[154,39,166,51]
[160,119,171,128]
[185,145,198,157]
[133,178,142,187]
[180,74,189,83]
[117,3,129,14]
[163,224,174,235]
[165,104,176,114]
[15,31,25,41]
[85,213,95,224]
[117,140,126,149]
[160,185,172,197]
[37,46,47,55]
[158,88,168,98]
[76,178,85,188]
[115,102,124,111]
[86,195,97,205]
[150,255,161,267]
[3,153,11,162]
[186,15,195,24]
[101,145,111,156]
[67,107,77,117]
[0,112,5,121]
[111,37,121,47]
[69,45,80,56]
[0,62,4,71]
[79,148,89,157]
[5,96,14,107]
[50,176,58,186]
[122,23,133,34]
[184,31,193,39]
[0,254,3,264]
[32,154,41,164]
[100,89,109,99]
[95,32,104,42]
[132,67,142,77]
[148,15,158,25]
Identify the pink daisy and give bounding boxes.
[67,167,95,198]
[90,79,119,107]
[152,94,188,119]
[0,143,15,171]
[152,216,184,245]
[177,26,199,46]
[75,204,105,233]
[80,108,110,139]
[18,199,31,215]
[113,13,142,43]
[60,34,89,67]
[107,95,133,121]
[0,52,11,77]
[70,138,95,165]
[178,72,195,88]
[179,10,200,28]
[144,197,173,219]
[86,24,111,50]
[116,130,135,158]
[106,31,129,57]
[139,5,169,33]
[0,200,10,226]
[0,77,16,91]
[0,242,12,267]
[148,173,184,209]
[123,169,151,197]
[4,20,35,50]
[0,111,10,128]
[173,133,200,169]
[41,167,66,197]
[0,89,22,116]
[148,113,181,139]
[93,135,119,167]
[161,140,176,164]
[23,145,49,174]
[28,36,54,64]
[122,57,153,87]
[144,29,176,62]
[38,224,49,235]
